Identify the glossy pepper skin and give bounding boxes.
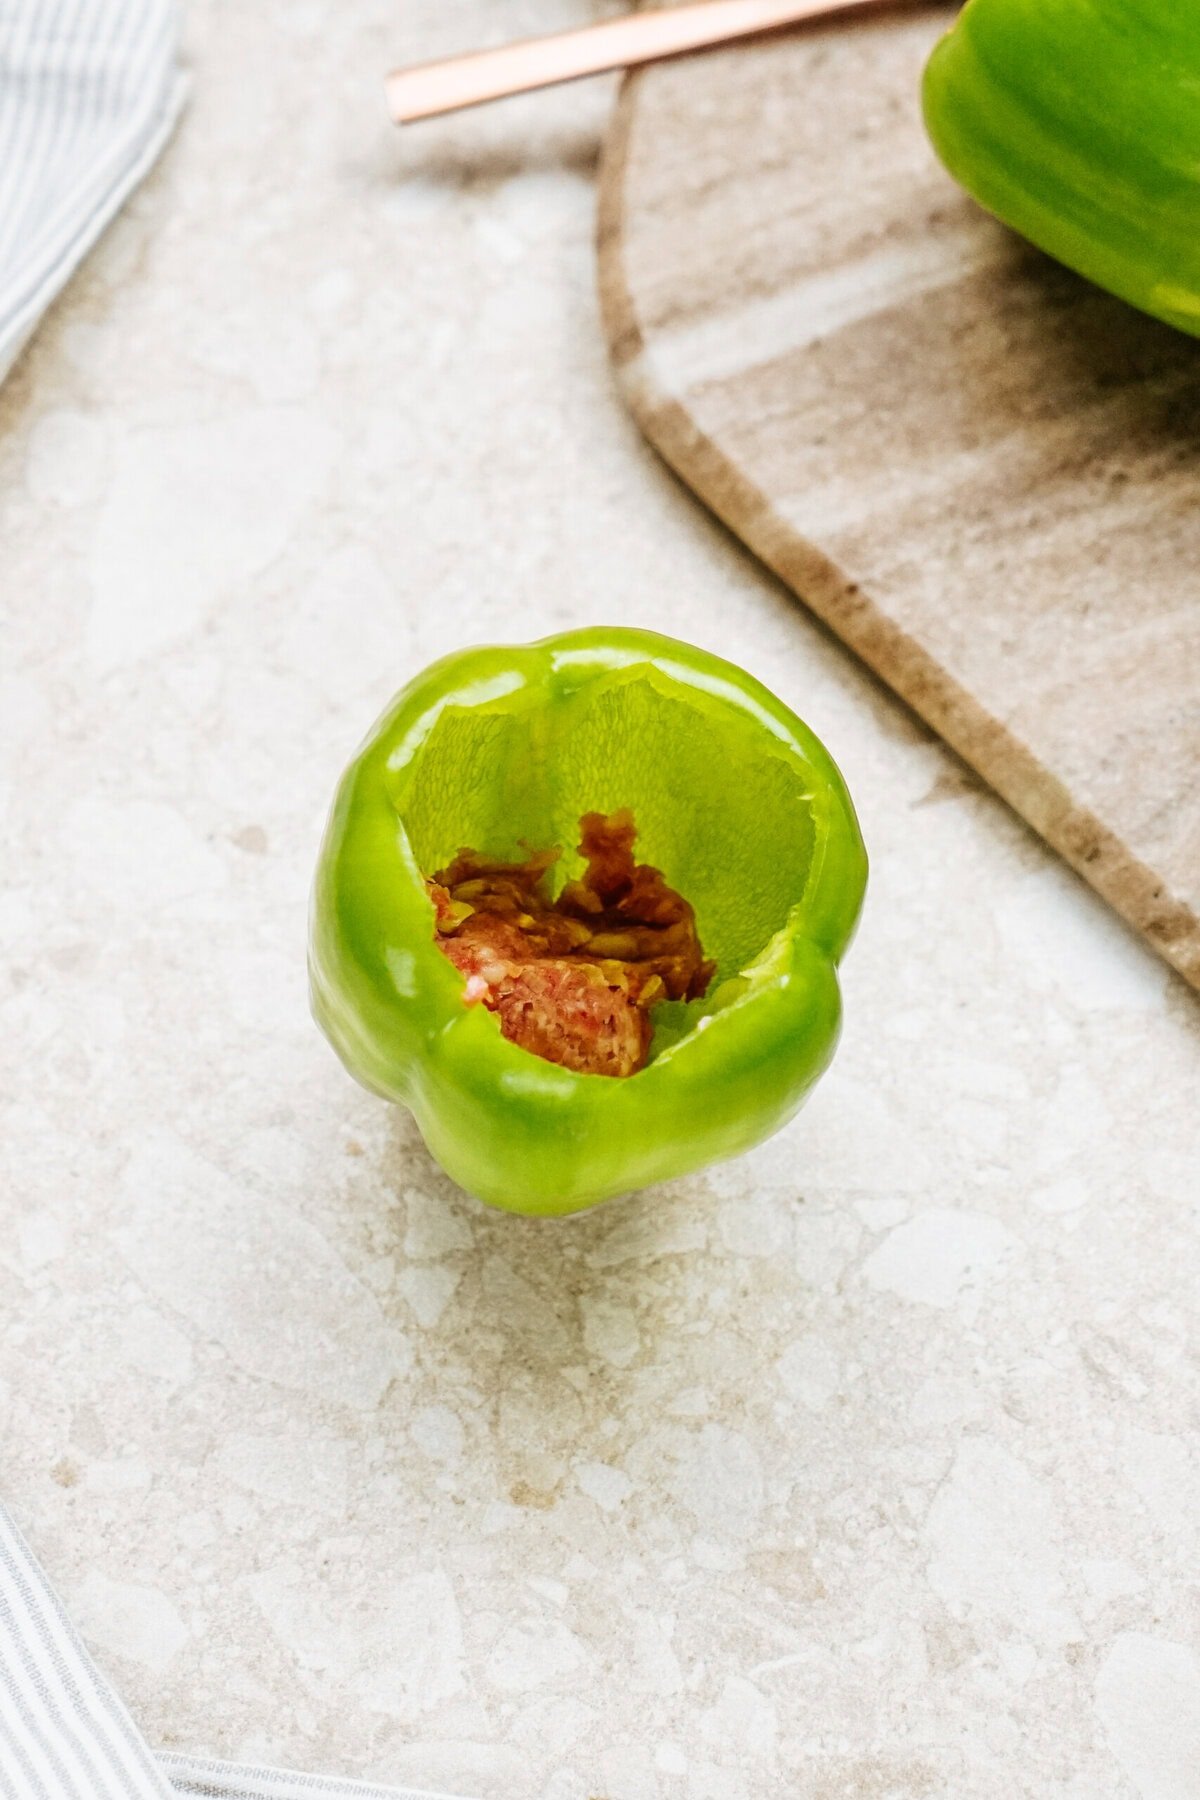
[309,629,866,1216]
[923,0,1200,338]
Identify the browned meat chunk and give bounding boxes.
[426,809,713,1077]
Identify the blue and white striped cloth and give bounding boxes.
[0,1505,475,1800]
[0,0,187,383]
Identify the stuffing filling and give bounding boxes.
[426,809,714,1077]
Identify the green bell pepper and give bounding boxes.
[923,0,1200,338]
[309,628,866,1216]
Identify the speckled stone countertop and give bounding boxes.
[2,4,1199,1798]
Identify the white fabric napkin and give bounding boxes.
[0,0,187,384]
[0,1506,476,1800]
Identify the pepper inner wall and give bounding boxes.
[397,668,818,987]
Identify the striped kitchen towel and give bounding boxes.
[0,0,187,384]
[0,1505,476,1800]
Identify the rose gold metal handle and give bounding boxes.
[386,0,921,125]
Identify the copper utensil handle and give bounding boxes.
[387,0,917,124]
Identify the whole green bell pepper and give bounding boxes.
[923,0,1200,338]
[309,628,866,1216]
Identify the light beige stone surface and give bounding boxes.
[1,4,1198,1799]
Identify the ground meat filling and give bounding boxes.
[426,809,714,1077]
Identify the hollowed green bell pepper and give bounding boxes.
[923,0,1200,338]
[309,628,866,1216]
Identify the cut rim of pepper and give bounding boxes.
[390,660,835,1065]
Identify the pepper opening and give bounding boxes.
[396,664,819,1066]
[427,810,715,1077]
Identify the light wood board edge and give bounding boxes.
[595,69,1200,992]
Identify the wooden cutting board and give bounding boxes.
[597,8,1200,991]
